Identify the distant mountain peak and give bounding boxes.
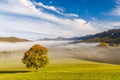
[38,36,69,41]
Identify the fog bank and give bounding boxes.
[0,41,120,64]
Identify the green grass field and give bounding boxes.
[0,44,120,80]
[0,58,120,80]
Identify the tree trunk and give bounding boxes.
[35,68,38,72]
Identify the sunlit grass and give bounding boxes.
[0,59,120,80]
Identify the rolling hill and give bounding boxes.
[0,37,29,42]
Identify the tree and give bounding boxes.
[98,42,109,48]
[22,44,49,72]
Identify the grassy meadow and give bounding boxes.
[0,59,120,80]
[0,41,120,80]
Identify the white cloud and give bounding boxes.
[110,0,120,16]
[33,1,79,17]
[0,0,115,40]
[33,1,61,14]
[64,13,79,17]
[91,20,120,32]
[116,0,120,5]
[111,7,120,16]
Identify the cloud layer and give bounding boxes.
[0,0,99,40]
[111,0,120,16]
[0,0,119,40]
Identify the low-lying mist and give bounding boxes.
[0,41,120,64]
[69,46,120,64]
[49,42,120,64]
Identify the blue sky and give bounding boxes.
[0,0,120,40]
[34,0,115,20]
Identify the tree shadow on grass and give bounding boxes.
[0,70,30,74]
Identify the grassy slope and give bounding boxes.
[0,58,120,80]
[0,37,28,42]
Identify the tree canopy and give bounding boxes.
[22,44,49,71]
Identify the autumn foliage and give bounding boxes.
[98,42,109,47]
[22,44,49,71]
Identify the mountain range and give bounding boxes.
[1,29,120,43]
[77,29,120,40]
[38,29,120,44]
[81,29,120,44]
[38,37,69,41]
